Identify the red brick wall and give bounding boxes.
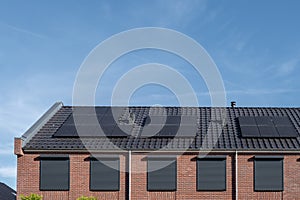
[17,153,126,200]
[17,152,300,200]
[283,155,300,199]
[238,153,300,200]
[131,153,233,200]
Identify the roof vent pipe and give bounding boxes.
[231,101,236,108]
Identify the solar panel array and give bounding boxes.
[53,107,200,138]
[238,116,298,138]
[53,107,132,138]
[139,115,198,137]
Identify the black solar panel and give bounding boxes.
[144,116,167,125]
[53,123,132,138]
[255,116,273,126]
[53,124,78,137]
[276,126,298,137]
[176,125,198,137]
[53,125,103,137]
[238,116,256,126]
[157,125,178,137]
[272,116,293,126]
[65,115,103,125]
[140,124,197,137]
[100,116,117,125]
[238,116,298,138]
[108,125,132,137]
[240,126,260,137]
[144,116,197,126]
[165,116,181,125]
[139,124,164,137]
[179,116,198,124]
[99,125,115,135]
[258,126,279,137]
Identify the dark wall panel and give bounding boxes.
[147,159,177,191]
[197,159,226,191]
[254,159,283,191]
[90,158,120,191]
[40,159,69,191]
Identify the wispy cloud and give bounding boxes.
[276,59,299,77]
[0,145,14,156]
[153,0,210,27]
[261,58,299,79]
[0,166,16,178]
[225,88,300,95]
[0,72,72,138]
[0,21,47,39]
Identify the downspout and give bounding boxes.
[129,150,131,200]
[235,150,238,200]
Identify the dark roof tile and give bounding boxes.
[0,183,16,200]
[21,105,300,151]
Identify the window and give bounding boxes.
[197,156,226,191]
[254,156,283,191]
[39,155,69,191]
[147,156,177,191]
[90,156,120,191]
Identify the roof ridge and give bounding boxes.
[64,106,300,109]
[21,102,63,147]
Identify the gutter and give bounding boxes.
[235,150,238,200]
[128,150,131,200]
[21,102,63,147]
[22,149,300,154]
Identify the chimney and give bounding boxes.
[231,101,236,108]
[14,137,24,156]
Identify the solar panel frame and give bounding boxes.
[53,124,121,138]
[156,125,178,137]
[272,116,293,126]
[143,116,167,125]
[64,115,103,125]
[108,125,132,137]
[53,124,79,137]
[239,126,260,137]
[165,116,181,125]
[258,126,279,137]
[238,116,256,126]
[178,116,198,125]
[255,116,273,126]
[238,116,298,138]
[54,125,103,137]
[144,115,198,126]
[176,125,198,137]
[275,126,298,137]
[99,116,118,125]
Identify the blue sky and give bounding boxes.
[1,0,300,189]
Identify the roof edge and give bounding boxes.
[22,149,300,153]
[21,102,63,147]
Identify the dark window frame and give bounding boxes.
[89,156,120,191]
[39,155,70,191]
[196,155,227,191]
[254,156,284,192]
[147,156,177,191]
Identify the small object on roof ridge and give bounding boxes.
[231,101,236,108]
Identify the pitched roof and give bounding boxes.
[0,183,16,200]
[20,102,300,152]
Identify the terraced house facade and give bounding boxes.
[15,102,300,199]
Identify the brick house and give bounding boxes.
[14,102,300,200]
